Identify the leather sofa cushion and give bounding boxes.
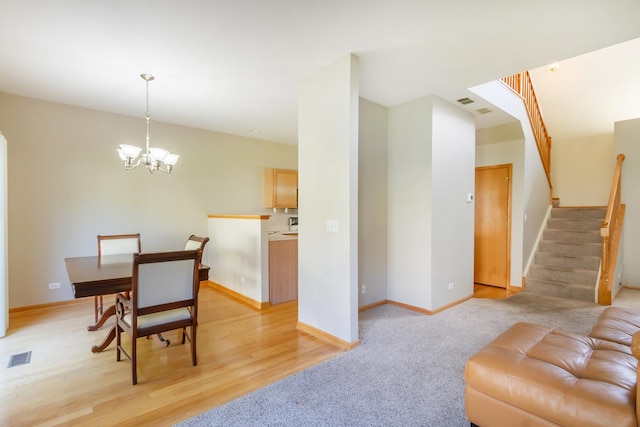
[589,307,640,347]
[465,322,638,427]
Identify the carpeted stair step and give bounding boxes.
[528,264,598,285]
[525,205,604,303]
[547,217,603,231]
[534,252,601,270]
[542,229,601,244]
[525,278,594,302]
[550,207,607,219]
[538,241,601,257]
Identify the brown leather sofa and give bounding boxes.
[465,307,640,427]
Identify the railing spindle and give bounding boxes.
[501,72,553,193]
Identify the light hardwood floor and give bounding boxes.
[0,284,342,427]
[473,283,521,299]
[1,283,510,426]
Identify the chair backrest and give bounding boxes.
[98,233,141,256]
[132,249,202,314]
[184,235,209,252]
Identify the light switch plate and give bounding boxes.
[326,219,339,233]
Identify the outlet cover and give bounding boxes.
[48,282,61,290]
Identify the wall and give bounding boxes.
[298,55,359,344]
[476,136,525,288]
[551,135,615,206]
[387,95,475,311]
[614,117,640,288]
[0,133,6,335]
[358,98,388,307]
[387,97,433,308]
[522,116,553,270]
[0,92,297,308]
[430,97,475,308]
[471,81,550,277]
[207,216,269,303]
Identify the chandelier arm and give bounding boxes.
[127,158,143,170]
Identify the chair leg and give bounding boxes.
[132,335,137,385]
[191,324,197,366]
[116,324,121,361]
[152,333,170,347]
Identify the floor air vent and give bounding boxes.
[8,351,31,368]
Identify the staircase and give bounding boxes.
[527,207,606,302]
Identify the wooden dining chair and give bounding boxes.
[152,234,210,346]
[95,233,141,322]
[184,234,209,251]
[115,248,202,385]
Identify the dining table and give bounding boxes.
[64,254,210,353]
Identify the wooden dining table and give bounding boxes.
[64,254,210,353]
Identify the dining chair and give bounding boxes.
[115,248,202,385]
[95,233,141,323]
[184,234,209,251]
[152,234,210,346]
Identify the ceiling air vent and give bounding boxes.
[476,108,492,114]
[456,97,474,105]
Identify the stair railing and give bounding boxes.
[597,154,625,305]
[501,72,553,194]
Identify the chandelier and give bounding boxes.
[117,74,179,173]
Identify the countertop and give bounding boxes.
[268,231,299,241]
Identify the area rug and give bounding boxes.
[176,291,635,426]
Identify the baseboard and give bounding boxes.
[296,321,359,351]
[206,281,270,310]
[359,300,387,312]
[9,298,90,313]
[387,294,473,315]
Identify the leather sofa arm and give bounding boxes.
[633,331,640,426]
[632,331,640,359]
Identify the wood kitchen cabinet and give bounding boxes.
[264,168,298,209]
[269,239,298,305]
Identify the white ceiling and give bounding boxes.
[529,37,640,141]
[1,1,640,145]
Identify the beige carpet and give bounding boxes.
[176,288,640,427]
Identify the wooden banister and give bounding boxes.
[501,72,553,194]
[597,154,626,305]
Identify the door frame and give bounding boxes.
[0,133,7,336]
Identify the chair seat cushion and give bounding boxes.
[123,308,192,330]
[465,322,638,427]
[589,306,640,346]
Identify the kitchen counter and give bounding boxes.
[268,231,299,241]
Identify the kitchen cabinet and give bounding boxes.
[269,239,298,305]
[264,168,298,209]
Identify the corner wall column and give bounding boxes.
[297,54,359,346]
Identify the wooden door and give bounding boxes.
[474,164,511,288]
